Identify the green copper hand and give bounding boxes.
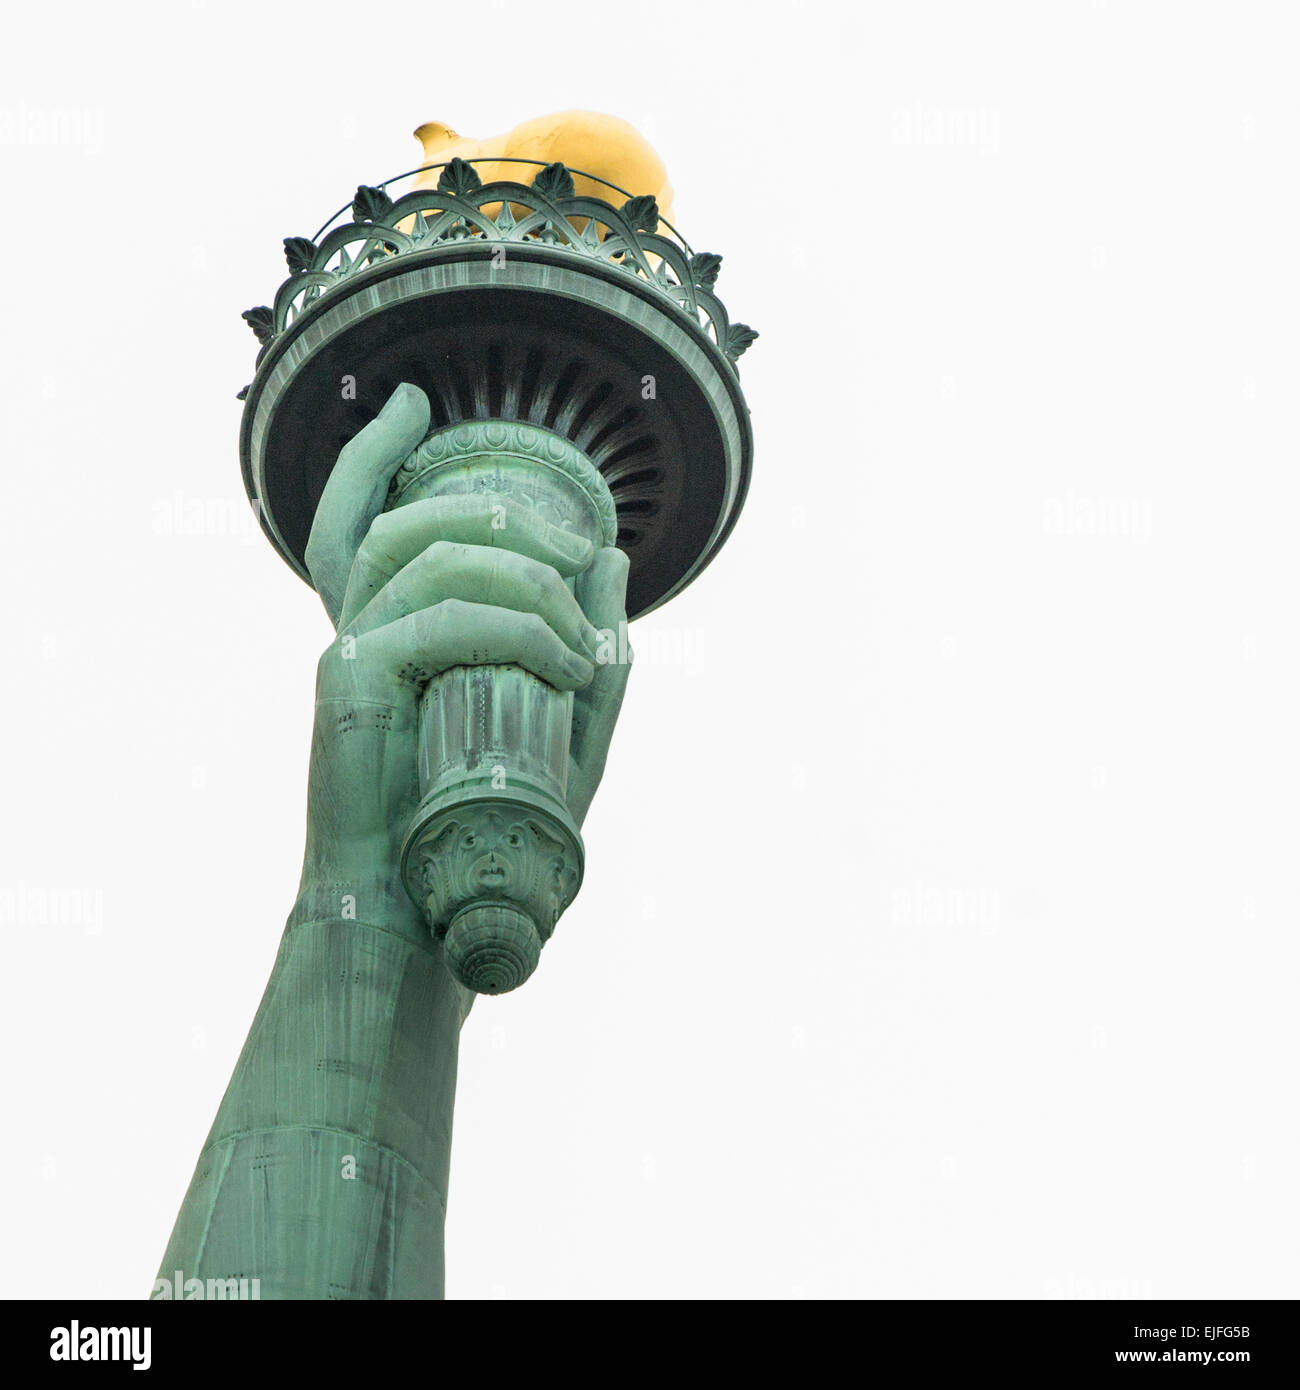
[304,383,631,850]
[155,384,631,1299]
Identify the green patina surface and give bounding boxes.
[157,393,631,1298]
[157,155,754,1301]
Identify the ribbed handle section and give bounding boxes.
[418,664,574,811]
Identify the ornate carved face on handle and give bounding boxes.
[414,804,581,942]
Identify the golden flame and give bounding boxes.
[411,110,675,226]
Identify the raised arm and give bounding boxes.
[154,385,629,1299]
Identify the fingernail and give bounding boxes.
[563,535,594,568]
[581,622,603,661]
[379,382,416,416]
[565,652,594,685]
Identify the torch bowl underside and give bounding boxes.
[239,245,753,620]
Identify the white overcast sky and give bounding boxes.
[2,0,1298,1299]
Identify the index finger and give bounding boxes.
[338,493,596,630]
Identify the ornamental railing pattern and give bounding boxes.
[239,157,757,396]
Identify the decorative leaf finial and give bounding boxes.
[283,236,317,275]
[241,306,275,346]
[352,184,394,223]
[689,252,723,290]
[437,158,482,196]
[531,162,575,200]
[725,323,759,360]
[621,195,659,233]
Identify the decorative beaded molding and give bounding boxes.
[239,158,757,396]
[387,419,619,546]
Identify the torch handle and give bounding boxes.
[385,422,617,993]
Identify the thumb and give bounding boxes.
[305,382,430,625]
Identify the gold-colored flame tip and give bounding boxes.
[414,120,461,146]
[411,111,675,224]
